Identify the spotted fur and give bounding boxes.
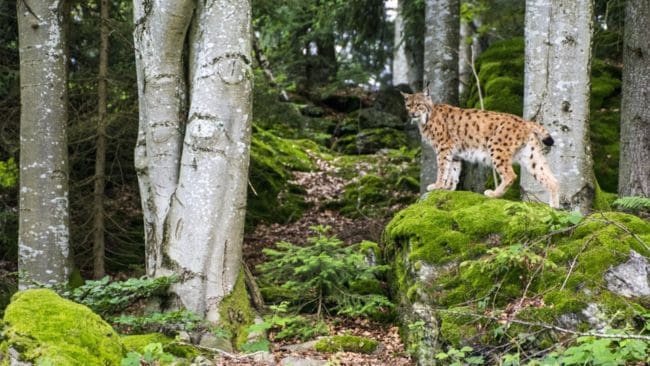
[402,91,559,208]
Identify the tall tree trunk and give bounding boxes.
[17,0,72,288]
[133,0,193,276]
[421,0,459,193]
[134,0,253,323]
[93,0,109,279]
[393,0,423,92]
[618,0,650,197]
[522,0,595,213]
[393,0,409,87]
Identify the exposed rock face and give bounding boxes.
[605,250,650,297]
[384,191,650,365]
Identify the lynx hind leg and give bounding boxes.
[485,149,517,198]
[519,139,560,208]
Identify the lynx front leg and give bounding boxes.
[444,160,461,190]
[427,149,453,191]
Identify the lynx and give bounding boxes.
[402,91,560,208]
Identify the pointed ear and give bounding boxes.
[400,91,409,99]
[424,80,431,96]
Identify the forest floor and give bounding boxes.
[241,155,414,365]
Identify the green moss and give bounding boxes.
[439,308,479,346]
[386,191,650,353]
[218,270,255,350]
[332,128,408,155]
[1,289,124,365]
[333,151,419,218]
[121,333,200,359]
[121,333,171,353]
[247,126,319,227]
[314,335,378,354]
[385,191,556,265]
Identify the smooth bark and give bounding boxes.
[618,0,650,197]
[393,0,421,91]
[522,0,595,213]
[17,0,72,288]
[421,0,459,193]
[134,0,253,321]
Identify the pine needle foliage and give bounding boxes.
[258,225,392,318]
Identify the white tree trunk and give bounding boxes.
[393,0,409,87]
[134,0,252,322]
[17,0,72,288]
[393,0,421,91]
[421,0,459,192]
[619,0,650,197]
[133,0,194,275]
[522,0,595,213]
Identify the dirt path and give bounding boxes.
[242,156,413,365]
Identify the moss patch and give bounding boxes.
[385,191,650,354]
[218,269,256,350]
[326,149,420,219]
[332,127,408,155]
[314,335,379,354]
[247,126,319,228]
[1,289,124,365]
[121,333,199,359]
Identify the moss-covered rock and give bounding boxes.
[0,289,124,365]
[325,149,420,219]
[384,191,650,364]
[247,126,318,228]
[314,335,379,354]
[332,128,409,155]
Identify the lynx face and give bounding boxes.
[401,91,560,208]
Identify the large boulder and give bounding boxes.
[384,191,650,365]
[0,289,124,365]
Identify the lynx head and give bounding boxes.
[401,91,432,125]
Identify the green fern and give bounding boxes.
[613,196,650,211]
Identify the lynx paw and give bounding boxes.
[427,183,443,191]
[484,189,497,198]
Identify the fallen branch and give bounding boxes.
[560,235,594,291]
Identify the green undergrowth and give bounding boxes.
[384,191,650,359]
[326,148,420,218]
[0,289,124,365]
[314,334,379,354]
[121,333,199,359]
[247,125,320,227]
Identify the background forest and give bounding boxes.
[0,0,649,365]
